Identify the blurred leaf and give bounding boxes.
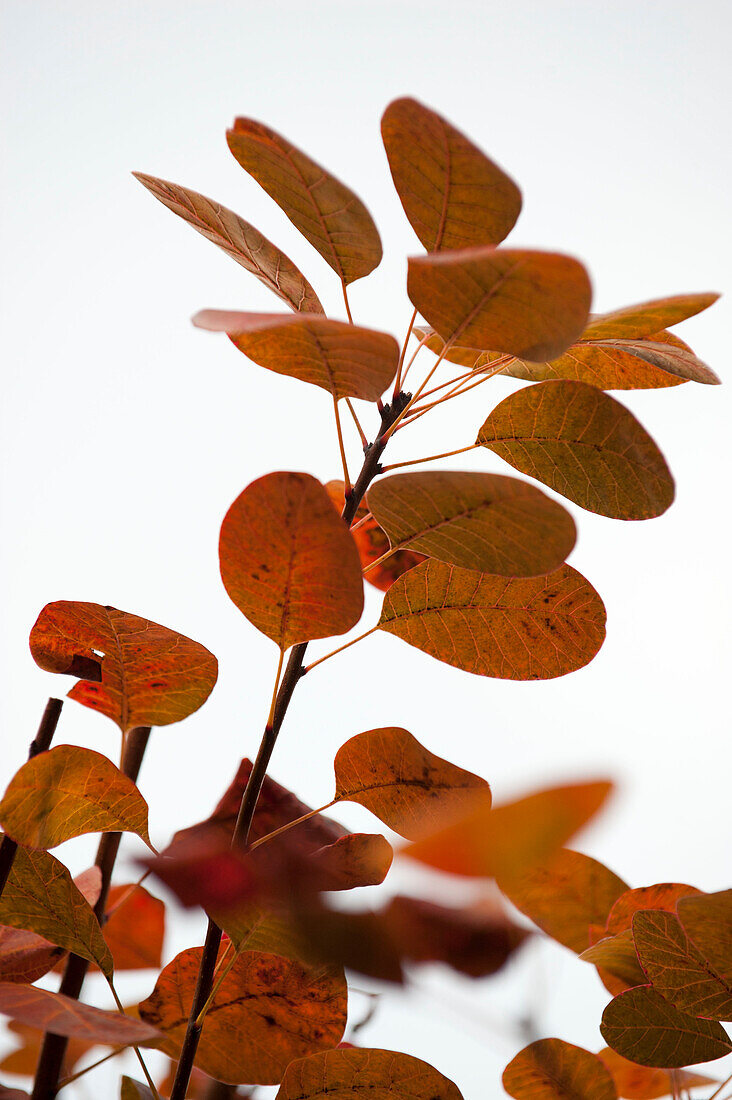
[326,481,425,592]
[0,1019,103,1078]
[120,1078,155,1100]
[227,118,382,284]
[677,890,732,988]
[580,930,647,989]
[89,884,165,973]
[477,380,674,520]
[379,559,606,680]
[600,986,732,1067]
[219,472,363,649]
[503,1038,617,1099]
[308,833,393,891]
[582,293,719,341]
[276,1047,463,1100]
[607,885,702,935]
[597,1046,717,1099]
[381,97,521,251]
[633,910,732,1020]
[0,983,159,1046]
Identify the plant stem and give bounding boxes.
[341,281,354,324]
[302,626,378,673]
[380,443,481,472]
[709,1072,732,1100]
[0,697,63,899]
[393,306,418,396]
[333,395,351,494]
[247,800,338,851]
[31,725,151,1100]
[109,980,160,1100]
[344,398,368,447]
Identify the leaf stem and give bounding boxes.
[57,1046,124,1088]
[341,281,354,324]
[349,511,373,532]
[267,648,285,730]
[709,1072,732,1100]
[345,397,368,447]
[302,626,379,674]
[247,800,338,852]
[394,306,418,397]
[194,942,238,1027]
[399,324,432,392]
[333,395,352,494]
[109,980,160,1100]
[380,443,481,473]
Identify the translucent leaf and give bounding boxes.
[600,986,732,1067]
[633,910,732,1020]
[597,1046,717,1099]
[0,983,160,1046]
[582,293,719,341]
[276,1047,463,1100]
[503,1038,617,1099]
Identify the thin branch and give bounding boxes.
[349,511,373,532]
[400,357,513,430]
[302,625,379,674]
[393,305,418,396]
[341,281,354,324]
[345,397,367,447]
[109,980,160,1100]
[247,800,338,852]
[333,395,351,494]
[709,1072,732,1100]
[399,324,432,391]
[380,443,481,473]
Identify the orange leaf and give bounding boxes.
[579,930,647,989]
[677,891,732,990]
[219,472,363,648]
[0,983,160,1046]
[0,1019,100,1078]
[497,848,628,953]
[139,947,347,1084]
[132,175,324,314]
[607,884,702,935]
[29,603,217,733]
[408,247,591,361]
[405,780,612,880]
[378,560,606,681]
[412,325,491,370]
[326,481,425,592]
[381,97,521,252]
[227,118,382,284]
[582,293,719,341]
[0,745,152,850]
[503,1038,617,1099]
[633,910,732,1020]
[193,312,398,400]
[477,380,675,520]
[367,470,576,578]
[276,1047,463,1100]
[333,726,490,840]
[600,986,732,1067]
[90,884,165,972]
[308,833,393,891]
[0,1085,28,1098]
[597,1046,717,1099]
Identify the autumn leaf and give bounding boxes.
[405,780,612,880]
[227,118,382,284]
[120,1078,156,1100]
[632,910,732,1020]
[333,727,491,840]
[596,1046,717,1099]
[276,1047,463,1100]
[381,97,521,252]
[29,603,218,732]
[212,903,309,959]
[0,745,152,850]
[496,848,628,953]
[407,247,592,361]
[0,1085,28,1099]
[0,983,160,1046]
[677,891,732,991]
[607,885,702,935]
[503,1038,617,1100]
[366,471,576,578]
[0,1018,100,1079]
[477,380,675,520]
[308,833,393,891]
[600,986,732,1067]
[579,930,647,989]
[582,293,719,341]
[219,472,363,649]
[378,559,606,681]
[139,947,347,1084]
[89,884,165,973]
[132,175,324,313]
[326,481,425,592]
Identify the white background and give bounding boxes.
[1,1,731,1096]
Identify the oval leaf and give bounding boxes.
[0,746,152,850]
[219,472,363,648]
[29,603,218,732]
[367,470,576,578]
[139,947,347,1085]
[381,97,521,252]
[597,1046,717,1099]
[309,833,393,891]
[633,910,732,1020]
[503,1038,617,1100]
[405,780,612,880]
[379,559,606,681]
[227,118,382,284]
[583,293,719,341]
[0,983,159,1046]
[193,312,398,400]
[276,1047,463,1100]
[607,884,702,935]
[677,891,732,989]
[333,727,490,840]
[408,247,592,361]
[132,175,324,314]
[601,986,732,1067]
[477,380,674,520]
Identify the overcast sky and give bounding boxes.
[2,1,731,1095]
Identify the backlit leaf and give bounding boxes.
[326,481,425,592]
[309,833,393,891]
[0,845,112,979]
[0,745,152,850]
[333,727,491,840]
[227,118,382,284]
[212,904,308,958]
[408,248,591,361]
[294,904,405,984]
[0,983,160,1046]
[607,885,702,935]
[193,312,398,400]
[677,891,732,988]
[497,848,628,953]
[29,603,218,732]
[220,472,363,648]
[503,1038,617,1100]
[405,780,612,879]
[90,884,165,972]
[367,470,576,578]
[139,947,347,1084]
[276,1047,463,1100]
[600,986,732,1067]
[477,380,674,520]
[582,293,719,341]
[0,1019,100,1078]
[633,910,732,1020]
[132,174,324,313]
[579,930,647,989]
[597,1046,716,1099]
[378,559,606,681]
[381,97,521,252]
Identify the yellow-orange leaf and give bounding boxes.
[478,380,674,520]
[597,1046,717,1099]
[0,746,152,850]
[408,248,591,361]
[579,931,647,989]
[677,891,732,990]
[132,175,324,314]
[219,472,363,648]
[276,1047,463,1100]
[497,848,628,953]
[29,603,218,732]
[503,1038,617,1100]
[607,885,702,936]
[193,312,398,400]
[412,325,490,370]
[405,780,612,880]
[333,727,490,840]
[381,97,521,252]
[227,118,382,285]
[633,910,732,1020]
[90,884,165,972]
[0,845,112,979]
[367,471,576,578]
[378,560,606,681]
[139,947,347,1084]
[600,986,732,1067]
[0,983,159,1046]
[582,293,719,341]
